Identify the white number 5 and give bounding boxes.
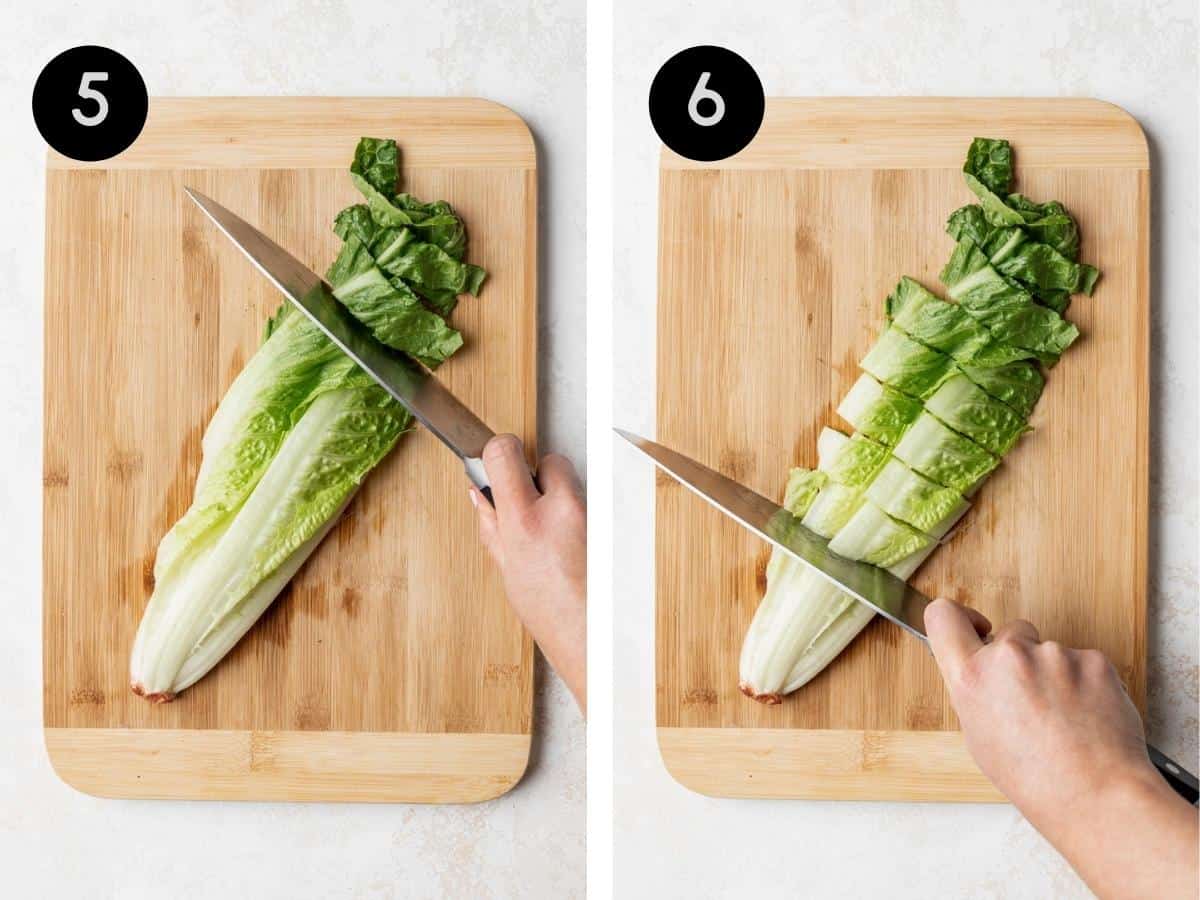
[72,72,110,127]
[687,72,725,127]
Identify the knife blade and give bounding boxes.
[185,188,497,499]
[617,427,1200,805]
[616,427,931,638]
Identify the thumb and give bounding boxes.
[925,598,986,684]
[470,486,503,566]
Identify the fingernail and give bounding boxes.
[468,488,478,508]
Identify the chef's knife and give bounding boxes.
[185,188,498,502]
[617,427,1200,805]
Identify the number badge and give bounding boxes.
[649,46,764,162]
[33,46,147,162]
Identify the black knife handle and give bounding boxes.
[464,458,540,509]
[1147,744,1199,806]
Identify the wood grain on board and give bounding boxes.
[655,98,1148,801]
[43,98,537,802]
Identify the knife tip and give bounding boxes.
[613,427,640,444]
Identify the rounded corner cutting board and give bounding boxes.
[43,98,538,803]
[655,98,1149,802]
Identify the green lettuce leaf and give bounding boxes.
[827,501,933,567]
[823,432,890,486]
[963,137,1013,195]
[351,137,400,196]
[892,412,1000,493]
[941,242,1079,361]
[131,135,488,702]
[836,374,923,446]
[924,374,1029,455]
[326,238,463,367]
[887,277,1032,367]
[783,468,829,517]
[954,277,1079,362]
[1006,195,1080,260]
[801,482,866,539]
[865,458,968,538]
[859,326,955,399]
[958,360,1044,418]
[995,243,1099,301]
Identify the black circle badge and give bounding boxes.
[649,46,764,162]
[33,46,148,162]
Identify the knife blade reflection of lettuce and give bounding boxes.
[738,138,1099,702]
[130,138,486,702]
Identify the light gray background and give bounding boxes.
[0,2,584,897]
[614,1,1198,897]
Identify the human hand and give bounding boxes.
[926,599,1198,899]
[470,434,586,714]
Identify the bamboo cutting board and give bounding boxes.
[43,98,537,802]
[656,98,1149,802]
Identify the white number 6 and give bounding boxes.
[687,72,725,127]
[72,72,110,127]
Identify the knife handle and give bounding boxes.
[463,455,541,509]
[1147,744,1199,806]
[463,456,494,506]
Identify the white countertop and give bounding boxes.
[0,2,584,897]
[614,1,1197,897]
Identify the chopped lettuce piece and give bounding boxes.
[954,276,1079,362]
[326,238,463,367]
[995,243,1099,301]
[1006,195,1080,260]
[801,482,866,539]
[963,137,1013,195]
[860,326,954,399]
[959,360,1044,418]
[925,374,1029,455]
[816,427,851,468]
[351,137,400,195]
[783,468,829,517]
[941,246,1079,361]
[865,457,969,538]
[836,374,923,446]
[947,204,1097,311]
[828,501,934,567]
[940,238,993,294]
[887,277,1029,366]
[823,432,890,486]
[892,411,1000,493]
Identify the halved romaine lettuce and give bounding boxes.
[131,137,486,702]
[739,136,1100,706]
